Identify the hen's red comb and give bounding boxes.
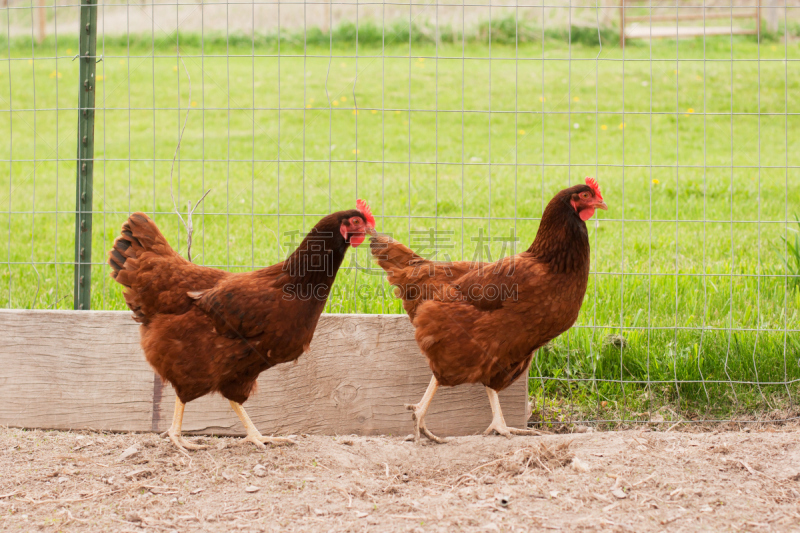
[357,199,375,228]
[585,177,603,200]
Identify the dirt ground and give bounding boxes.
[2,425,800,532]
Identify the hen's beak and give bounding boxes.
[594,199,608,211]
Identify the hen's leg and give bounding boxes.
[483,387,543,438]
[229,401,295,450]
[167,398,208,451]
[404,375,446,444]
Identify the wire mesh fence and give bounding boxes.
[1,0,799,424]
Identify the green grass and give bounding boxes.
[1,30,799,420]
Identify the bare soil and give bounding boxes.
[1,426,800,532]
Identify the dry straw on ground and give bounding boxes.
[1,423,800,532]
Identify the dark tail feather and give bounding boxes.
[108,212,170,289]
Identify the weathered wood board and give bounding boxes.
[0,310,528,436]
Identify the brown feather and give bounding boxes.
[370,183,598,392]
[109,209,365,405]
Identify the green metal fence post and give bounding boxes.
[73,0,97,310]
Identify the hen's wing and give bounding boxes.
[109,212,227,323]
[450,255,523,311]
[412,255,545,389]
[369,232,484,320]
[188,266,288,339]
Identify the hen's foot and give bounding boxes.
[165,398,208,451]
[168,430,209,451]
[404,403,446,444]
[228,400,294,450]
[482,421,543,438]
[240,433,296,450]
[483,386,542,438]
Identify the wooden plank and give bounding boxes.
[0,310,528,437]
[624,25,757,39]
[624,12,758,22]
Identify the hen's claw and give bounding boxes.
[404,376,445,445]
[421,426,447,444]
[483,386,543,439]
[482,422,542,438]
[165,398,208,451]
[229,400,295,451]
[169,431,208,451]
[405,403,446,444]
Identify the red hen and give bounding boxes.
[109,206,372,450]
[368,179,608,441]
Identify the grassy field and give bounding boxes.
[0,30,799,421]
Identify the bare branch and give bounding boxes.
[186,188,212,263]
[166,56,211,263]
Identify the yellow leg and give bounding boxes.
[483,387,542,438]
[167,397,208,451]
[229,401,295,449]
[404,375,446,444]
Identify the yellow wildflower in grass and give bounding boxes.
[772,45,777,51]
[619,123,625,129]
[173,65,178,71]
[539,96,545,102]
[306,104,311,109]
[518,129,525,135]
[352,110,359,115]
[340,96,346,102]
[371,110,377,114]
[573,96,579,102]
[395,110,400,114]
[119,60,124,65]
[310,98,315,103]
[340,62,346,67]
[66,49,72,54]
[601,125,607,130]
[333,101,339,106]
[652,179,659,185]
[696,75,702,81]
[352,149,360,154]
[28,59,32,64]
[191,101,197,107]
[96,75,104,81]
[687,108,694,113]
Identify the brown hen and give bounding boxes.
[109,205,373,451]
[368,178,607,442]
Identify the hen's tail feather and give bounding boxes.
[368,233,428,287]
[369,232,478,320]
[109,212,180,322]
[109,212,172,285]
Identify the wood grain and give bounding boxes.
[0,310,528,436]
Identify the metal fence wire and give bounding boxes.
[1,0,799,425]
